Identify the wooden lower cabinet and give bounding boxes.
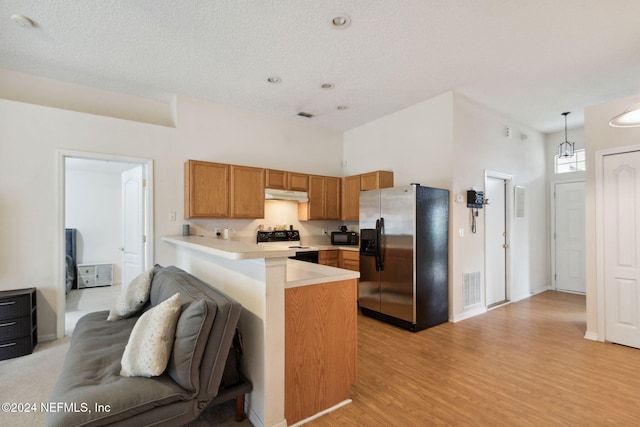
[319,250,339,267]
[339,250,360,271]
[285,279,358,424]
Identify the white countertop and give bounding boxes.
[310,244,359,252]
[163,235,297,260]
[163,235,359,287]
[285,259,359,288]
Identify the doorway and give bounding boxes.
[57,150,153,338]
[553,181,586,293]
[601,149,640,349]
[485,172,511,308]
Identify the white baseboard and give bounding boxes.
[38,334,57,342]
[246,408,287,427]
[584,331,599,341]
[451,306,487,322]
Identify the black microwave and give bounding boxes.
[331,231,359,246]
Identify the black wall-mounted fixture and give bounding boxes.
[467,190,484,209]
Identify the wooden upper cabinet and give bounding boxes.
[266,169,309,192]
[304,175,340,220]
[231,165,265,218]
[265,169,287,190]
[307,175,325,220]
[360,171,394,191]
[184,160,230,219]
[342,175,361,221]
[325,177,341,220]
[288,172,309,192]
[341,171,393,220]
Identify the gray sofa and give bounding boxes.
[45,265,249,426]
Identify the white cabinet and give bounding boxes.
[77,263,113,288]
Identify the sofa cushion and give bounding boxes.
[44,311,190,427]
[121,293,182,378]
[150,266,219,393]
[167,299,214,391]
[107,268,154,321]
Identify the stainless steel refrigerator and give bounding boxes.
[359,184,449,331]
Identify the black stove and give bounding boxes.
[256,230,318,263]
[256,230,300,243]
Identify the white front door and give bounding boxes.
[485,176,507,307]
[121,165,145,288]
[604,150,640,349]
[554,181,586,293]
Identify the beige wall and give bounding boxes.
[0,73,343,340]
[584,93,640,337]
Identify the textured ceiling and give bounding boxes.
[2,0,640,133]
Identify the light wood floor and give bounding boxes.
[307,291,640,426]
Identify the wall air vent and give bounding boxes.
[297,112,313,118]
[463,271,482,308]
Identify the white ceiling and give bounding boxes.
[2,0,640,134]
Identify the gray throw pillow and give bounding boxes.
[166,299,216,392]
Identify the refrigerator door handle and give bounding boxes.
[374,219,381,271]
[379,217,385,271]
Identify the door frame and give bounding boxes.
[56,149,154,339]
[595,143,640,342]
[484,170,513,308]
[550,178,585,292]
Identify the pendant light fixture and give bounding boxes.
[558,112,575,159]
[609,102,640,127]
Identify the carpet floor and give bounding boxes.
[0,285,252,426]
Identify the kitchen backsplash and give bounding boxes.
[182,199,358,242]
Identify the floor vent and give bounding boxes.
[464,271,482,308]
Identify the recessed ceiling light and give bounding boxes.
[321,83,334,90]
[336,105,349,111]
[11,14,34,28]
[330,14,351,29]
[266,76,281,84]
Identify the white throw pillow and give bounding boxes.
[120,292,182,377]
[107,268,154,321]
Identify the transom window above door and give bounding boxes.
[555,149,586,174]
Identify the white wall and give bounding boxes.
[451,93,547,320]
[343,91,548,322]
[343,92,454,189]
[0,73,343,340]
[65,165,123,284]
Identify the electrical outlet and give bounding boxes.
[169,212,176,221]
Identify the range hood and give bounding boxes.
[265,188,309,202]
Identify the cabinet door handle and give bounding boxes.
[0,301,16,306]
[0,342,17,348]
[0,322,16,327]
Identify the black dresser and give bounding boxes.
[0,288,37,361]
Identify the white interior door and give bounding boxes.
[554,181,586,293]
[121,165,145,288]
[603,150,640,349]
[485,177,507,307]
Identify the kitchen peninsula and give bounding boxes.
[162,235,359,427]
